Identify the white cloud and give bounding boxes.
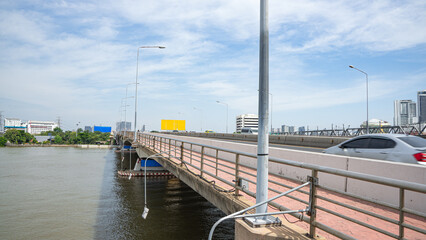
[0,0,425,130]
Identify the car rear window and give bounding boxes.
[369,138,396,149]
[397,136,426,148]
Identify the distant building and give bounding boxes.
[94,126,112,133]
[281,125,295,134]
[4,118,26,131]
[236,114,258,133]
[361,119,391,128]
[116,121,131,132]
[27,120,58,134]
[271,128,281,134]
[418,90,426,124]
[84,126,93,132]
[394,100,417,125]
[298,126,306,132]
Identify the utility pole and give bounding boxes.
[0,111,3,133]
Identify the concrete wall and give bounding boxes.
[151,133,426,214]
[167,132,350,148]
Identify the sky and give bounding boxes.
[0,0,425,133]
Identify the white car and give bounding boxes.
[323,134,426,165]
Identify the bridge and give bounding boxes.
[116,131,426,240]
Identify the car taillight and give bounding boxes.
[413,153,426,162]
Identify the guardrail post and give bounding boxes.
[160,137,162,152]
[153,137,156,151]
[308,170,318,238]
[215,149,219,176]
[180,143,184,166]
[168,139,171,158]
[190,143,193,164]
[200,146,205,177]
[399,188,405,239]
[235,154,240,196]
[174,140,177,158]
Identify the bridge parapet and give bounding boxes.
[163,132,350,148]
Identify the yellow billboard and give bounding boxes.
[161,119,186,131]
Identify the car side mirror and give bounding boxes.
[339,145,344,149]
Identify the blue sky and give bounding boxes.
[1,0,425,132]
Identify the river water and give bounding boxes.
[0,147,234,240]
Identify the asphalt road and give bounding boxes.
[211,138,325,153]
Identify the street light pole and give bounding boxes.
[349,65,369,134]
[269,92,273,134]
[135,46,165,142]
[216,101,229,133]
[256,0,269,216]
[193,107,203,132]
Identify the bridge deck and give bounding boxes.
[138,136,425,240]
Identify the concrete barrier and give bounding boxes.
[153,133,426,214]
[168,132,350,148]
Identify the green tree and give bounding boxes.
[54,135,63,144]
[0,137,7,147]
[4,129,36,144]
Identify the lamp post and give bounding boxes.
[349,65,369,134]
[125,82,136,133]
[256,0,269,217]
[75,122,80,138]
[216,101,229,133]
[269,92,273,134]
[193,107,203,132]
[134,46,165,142]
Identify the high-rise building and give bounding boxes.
[394,100,417,126]
[116,121,131,132]
[236,114,258,133]
[418,90,426,124]
[84,126,93,132]
[281,125,295,134]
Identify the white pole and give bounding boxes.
[135,46,165,142]
[256,0,269,216]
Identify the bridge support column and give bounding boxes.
[235,219,321,240]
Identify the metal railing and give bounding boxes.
[279,125,426,137]
[136,133,426,240]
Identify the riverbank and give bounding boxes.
[4,143,118,149]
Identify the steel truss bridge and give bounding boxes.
[280,125,426,137]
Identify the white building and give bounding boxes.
[394,100,417,126]
[236,114,258,133]
[281,125,295,134]
[4,118,26,131]
[27,120,58,134]
[418,90,426,124]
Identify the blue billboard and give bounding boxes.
[94,126,112,133]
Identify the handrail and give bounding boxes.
[208,181,311,240]
[142,133,425,193]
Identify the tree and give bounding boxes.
[4,129,36,144]
[0,137,7,147]
[54,135,63,144]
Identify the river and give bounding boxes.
[0,147,234,239]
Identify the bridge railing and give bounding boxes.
[138,133,426,240]
[280,125,426,137]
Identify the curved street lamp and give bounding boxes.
[216,101,229,133]
[134,46,165,142]
[349,65,369,134]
